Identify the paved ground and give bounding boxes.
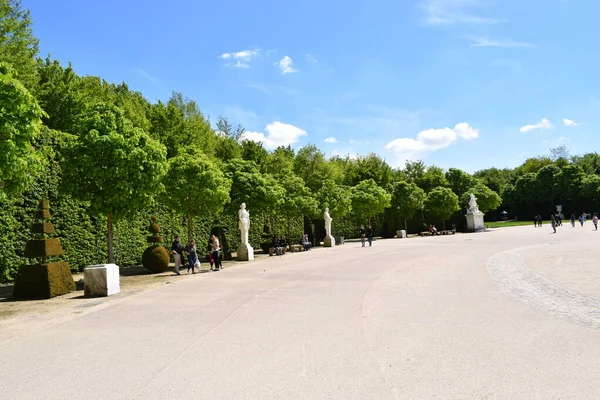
[1,224,599,399]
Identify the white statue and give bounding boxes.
[324,207,333,238]
[239,203,250,245]
[468,193,479,213]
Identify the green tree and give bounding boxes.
[163,149,231,241]
[62,103,167,263]
[460,184,502,213]
[582,175,600,202]
[0,0,39,90]
[424,187,460,227]
[279,175,319,238]
[571,152,600,175]
[558,164,585,202]
[403,160,426,182]
[473,167,514,195]
[294,144,335,192]
[264,145,295,176]
[416,166,448,193]
[317,180,352,219]
[351,179,391,225]
[0,62,44,200]
[225,159,284,216]
[535,165,562,207]
[344,153,392,187]
[446,168,477,197]
[36,57,85,133]
[513,173,538,207]
[390,181,426,231]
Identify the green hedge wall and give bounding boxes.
[0,129,304,284]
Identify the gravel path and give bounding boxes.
[1,225,599,399]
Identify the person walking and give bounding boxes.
[366,226,374,246]
[593,214,599,231]
[534,216,538,228]
[551,216,557,233]
[579,215,585,227]
[210,234,222,271]
[570,213,576,227]
[186,239,198,274]
[170,235,184,276]
[537,215,543,227]
[359,225,366,247]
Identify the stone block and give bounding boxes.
[238,244,254,261]
[84,264,120,297]
[466,212,485,232]
[324,235,336,248]
[397,230,407,238]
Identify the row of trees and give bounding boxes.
[2,0,600,281]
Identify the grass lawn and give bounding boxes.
[486,220,551,228]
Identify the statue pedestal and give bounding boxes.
[237,243,254,261]
[466,211,485,232]
[84,264,120,297]
[324,234,336,248]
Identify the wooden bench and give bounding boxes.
[440,230,456,235]
[419,231,432,237]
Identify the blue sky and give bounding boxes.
[26,0,600,172]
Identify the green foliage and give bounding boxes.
[294,144,335,192]
[317,180,352,219]
[424,186,460,222]
[446,168,477,197]
[62,103,167,218]
[344,153,392,187]
[163,149,231,239]
[13,262,75,299]
[460,184,502,213]
[390,181,426,221]
[279,175,318,219]
[581,175,600,199]
[36,57,85,133]
[142,246,169,273]
[225,159,284,215]
[0,62,44,200]
[0,0,39,90]
[535,165,562,205]
[416,166,448,193]
[513,173,537,205]
[351,179,391,224]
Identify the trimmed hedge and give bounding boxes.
[13,262,76,298]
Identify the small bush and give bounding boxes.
[142,246,169,273]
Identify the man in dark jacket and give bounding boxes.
[171,235,184,275]
[366,226,374,246]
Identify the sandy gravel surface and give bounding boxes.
[0,226,599,399]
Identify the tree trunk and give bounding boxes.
[187,214,193,243]
[404,218,408,233]
[107,213,114,264]
[443,220,446,231]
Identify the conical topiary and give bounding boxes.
[142,215,169,272]
[13,198,76,299]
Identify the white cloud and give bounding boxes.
[470,37,535,48]
[331,148,359,159]
[324,136,338,143]
[306,54,319,64]
[558,136,569,141]
[240,121,307,149]
[231,61,250,68]
[219,48,260,68]
[275,56,298,74]
[563,118,581,127]
[386,122,479,164]
[520,118,553,133]
[423,0,504,26]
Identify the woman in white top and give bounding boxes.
[210,235,222,271]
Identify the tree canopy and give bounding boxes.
[351,179,391,225]
[0,62,43,200]
[424,187,460,223]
